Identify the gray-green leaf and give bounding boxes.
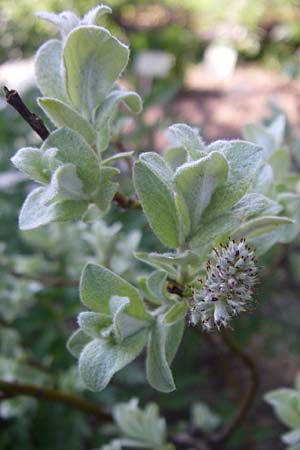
[81,5,112,25]
[95,90,142,151]
[78,311,112,338]
[203,140,264,221]
[191,402,221,432]
[93,166,119,215]
[110,295,150,342]
[35,39,68,102]
[135,250,200,277]
[80,263,150,321]
[190,193,281,249]
[63,26,129,117]
[174,151,228,234]
[164,146,188,172]
[265,388,300,429]
[19,186,87,230]
[41,128,100,194]
[113,399,167,448]
[38,97,96,146]
[146,270,169,304]
[164,302,187,324]
[79,330,147,391]
[168,124,206,160]
[67,329,92,358]
[133,153,181,248]
[51,164,88,200]
[146,317,176,392]
[232,216,294,241]
[11,147,49,184]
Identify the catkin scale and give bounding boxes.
[190,238,258,331]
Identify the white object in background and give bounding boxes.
[203,44,238,79]
[0,171,26,190]
[0,58,35,93]
[134,50,175,79]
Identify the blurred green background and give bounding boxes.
[1,0,300,66]
[0,1,300,449]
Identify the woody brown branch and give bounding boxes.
[4,86,140,211]
[0,379,111,421]
[0,262,78,287]
[210,329,259,444]
[7,267,79,287]
[4,86,50,140]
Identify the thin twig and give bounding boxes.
[2,265,78,287]
[0,317,13,328]
[18,355,53,375]
[0,316,53,374]
[280,245,297,289]
[5,86,138,212]
[170,433,213,450]
[0,379,111,421]
[210,329,259,444]
[0,393,15,401]
[4,86,50,140]
[200,329,240,400]
[9,269,78,287]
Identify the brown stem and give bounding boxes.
[210,329,259,444]
[4,266,78,287]
[4,86,50,140]
[201,330,240,400]
[280,245,297,288]
[0,393,14,401]
[19,355,53,375]
[0,316,53,374]
[5,86,137,213]
[0,379,111,421]
[170,433,212,450]
[113,191,141,209]
[0,317,13,328]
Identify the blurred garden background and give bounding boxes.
[0,1,300,449]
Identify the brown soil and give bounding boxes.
[179,64,300,139]
[145,64,300,148]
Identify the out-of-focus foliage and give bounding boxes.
[1,87,300,448]
[0,2,300,450]
[265,373,300,450]
[1,0,300,64]
[243,108,300,254]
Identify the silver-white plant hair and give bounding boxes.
[190,238,258,331]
